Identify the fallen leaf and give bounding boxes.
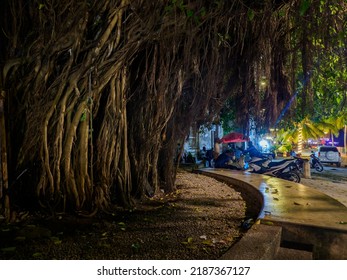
[131,243,141,251]
[50,236,62,245]
[1,247,16,252]
[224,236,234,242]
[202,247,211,254]
[181,237,194,245]
[202,240,214,246]
[14,236,26,241]
[32,252,42,258]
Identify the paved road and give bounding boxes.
[311,164,347,181]
[301,164,347,207]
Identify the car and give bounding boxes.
[315,146,341,167]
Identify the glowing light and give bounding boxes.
[298,124,303,154]
[259,139,269,149]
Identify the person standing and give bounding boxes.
[213,138,222,160]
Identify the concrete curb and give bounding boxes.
[195,168,347,259]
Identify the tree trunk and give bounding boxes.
[0,90,10,221]
[1,0,342,216]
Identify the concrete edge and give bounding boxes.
[194,168,347,259]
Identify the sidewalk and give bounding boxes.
[197,168,347,259]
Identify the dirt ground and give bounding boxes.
[0,167,346,260]
[0,170,248,260]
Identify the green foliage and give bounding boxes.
[219,98,241,134]
[299,0,311,16]
[247,9,255,21]
[165,0,207,24]
[277,0,347,130]
[277,143,292,153]
[276,115,344,146]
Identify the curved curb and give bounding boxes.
[195,168,347,259]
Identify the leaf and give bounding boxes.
[50,236,62,245]
[186,9,194,18]
[224,236,234,242]
[278,9,285,17]
[164,6,173,12]
[131,243,141,251]
[202,247,210,254]
[202,240,214,246]
[181,237,194,245]
[338,221,347,225]
[14,236,26,241]
[200,7,206,17]
[80,111,87,122]
[299,0,311,16]
[32,252,43,258]
[247,9,255,21]
[1,247,16,252]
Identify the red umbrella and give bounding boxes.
[220,132,249,143]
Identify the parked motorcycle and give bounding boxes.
[309,151,324,172]
[295,152,324,173]
[246,155,301,183]
[225,154,246,170]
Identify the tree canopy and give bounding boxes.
[0,0,346,219]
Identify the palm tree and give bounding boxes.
[335,113,347,153]
[279,116,338,153]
